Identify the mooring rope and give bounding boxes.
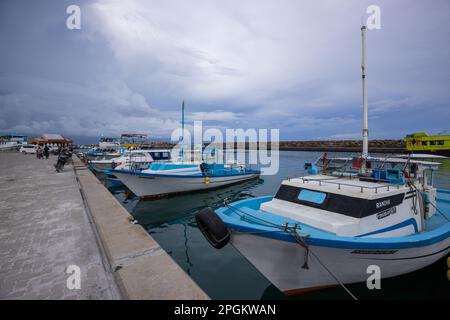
[284,228,358,300]
[223,199,358,300]
[223,199,308,236]
[305,247,358,300]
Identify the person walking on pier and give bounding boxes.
[43,145,50,159]
[36,145,43,159]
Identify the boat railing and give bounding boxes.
[314,152,357,170]
[297,176,399,193]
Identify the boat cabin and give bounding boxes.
[262,156,440,238]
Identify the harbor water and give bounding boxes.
[105,151,450,300]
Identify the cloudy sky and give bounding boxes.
[1,0,449,143]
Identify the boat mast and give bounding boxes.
[181,100,185,162]
[361,25,369,161]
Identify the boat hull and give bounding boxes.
[84,153,119,161]
[230,231,450,295]
[0,146,17,152]
[89,162,112,173]
[0,142,19,152]
[411,150,450,157]
[113,171,260,197]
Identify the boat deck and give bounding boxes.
[284,174,408,199]
[217,189,450,249]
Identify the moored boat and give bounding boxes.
[197,157,449,296]
[111,161,261,198]
[98,137,120,150]
[120,133,149,148]
[195,25,450,298]
[88,148,171,173]
[82,149,123,161]
[0,141,19,151]
[111,100,261,198]
[0,134,27,151]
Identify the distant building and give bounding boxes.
[31,133,72,146]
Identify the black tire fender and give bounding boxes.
[195,207,230,249]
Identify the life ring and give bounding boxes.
[195,208,230,249]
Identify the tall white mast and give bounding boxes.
[181,100,185,162]
[361,25,369,160]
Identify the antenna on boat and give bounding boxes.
[181,100,185,162]
[361,24,369,170]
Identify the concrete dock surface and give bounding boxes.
[0,152,119,299]
[0,151,208,300]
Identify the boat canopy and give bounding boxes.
[319,156,440,168]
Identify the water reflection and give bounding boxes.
[131,178,263,228]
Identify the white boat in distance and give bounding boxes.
[88,149,171,173]
[0,141,18,151]
[81,147,124,161]
[195,26,450,298]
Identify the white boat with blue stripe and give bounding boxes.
[195,25,450,297]
[197,159,449,295]
[111,161,261,198]
[88,149,171,173]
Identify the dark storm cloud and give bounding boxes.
[1,0,449,141]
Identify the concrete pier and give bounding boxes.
[0,152,119,299]
[0,152,208,300]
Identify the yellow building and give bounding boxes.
[404,132,450,157]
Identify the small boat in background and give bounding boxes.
[79,136,125,161]
[0,134,27,151]
[120,133,149,148]
[82,147,124,161]
[0,141,19,152]
[98,137,120,149]
[88,148,171,173]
